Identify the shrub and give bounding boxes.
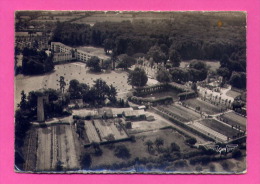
[81,154,92,169]
[209,164,216,172]
[130,135,136,142]
[232,149,242,159]
[221,161,230,171]
[174,160,188,168]
[170,142,180,152]
[114,145,131,159]
[195,166,203,172]
[185,138,197,145]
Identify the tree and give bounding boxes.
[127,67,148,87]
[220,54,229,67]
[68,79,81,99]
[186,138,197,145]
[169,49,181,67]
[92,79,110,105]
[217,67,231,80]
[155,137,164,151]
[160,44,169,56]
[145,140,154,153]
[91,142,102,156]
[174,160,187,168]
[102,59,112,70]
[103,38,114,54]
[107,84,117,103]
[114,145,131,159]
[170,68,190,83]
[86,56,101,72]
[156,69,172,83]
[170,142,180,152]
[81,154,92,169]
[229,72,246,89]
[15,110,31,147]
[18,91,27,110]
[191,82,198,93]
[232,149,242,159]
[189,60,208,82]
[21,48,54,75]
[56,160,63,171]
[147,45,166,64]
[58,76,66,93]
[116,54,136,70]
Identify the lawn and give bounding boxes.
[184,98,224,115]
[199,119,241,138]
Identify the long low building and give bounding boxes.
[51,42,109,63]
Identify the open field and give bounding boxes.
[15,62,132,107]
[159,104,201,122]
[36,125,80,171]
[183,98,224,115]
[72,13,134,25]
[198,119,241,138]
[220,112,246,131]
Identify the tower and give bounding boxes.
[37,95,49,122]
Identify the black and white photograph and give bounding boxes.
[14,11,247,174]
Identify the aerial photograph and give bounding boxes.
[14,11,246,174]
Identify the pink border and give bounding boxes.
[0,0,260,183]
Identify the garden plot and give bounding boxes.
[93,119,128,141]
[198,119,241,138]
[220,111,246,131]
[84,121,101,143]
[160,104,201,122]
[189,122,227,142]
[36,127,52,171]
[36,125,79,171]
[183,98,223,115]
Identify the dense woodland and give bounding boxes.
[21,48,54,75]
[51,12,246,61]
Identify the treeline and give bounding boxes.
[217,51,246,89]
[51,13,246,61]
[20,48,54,75]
